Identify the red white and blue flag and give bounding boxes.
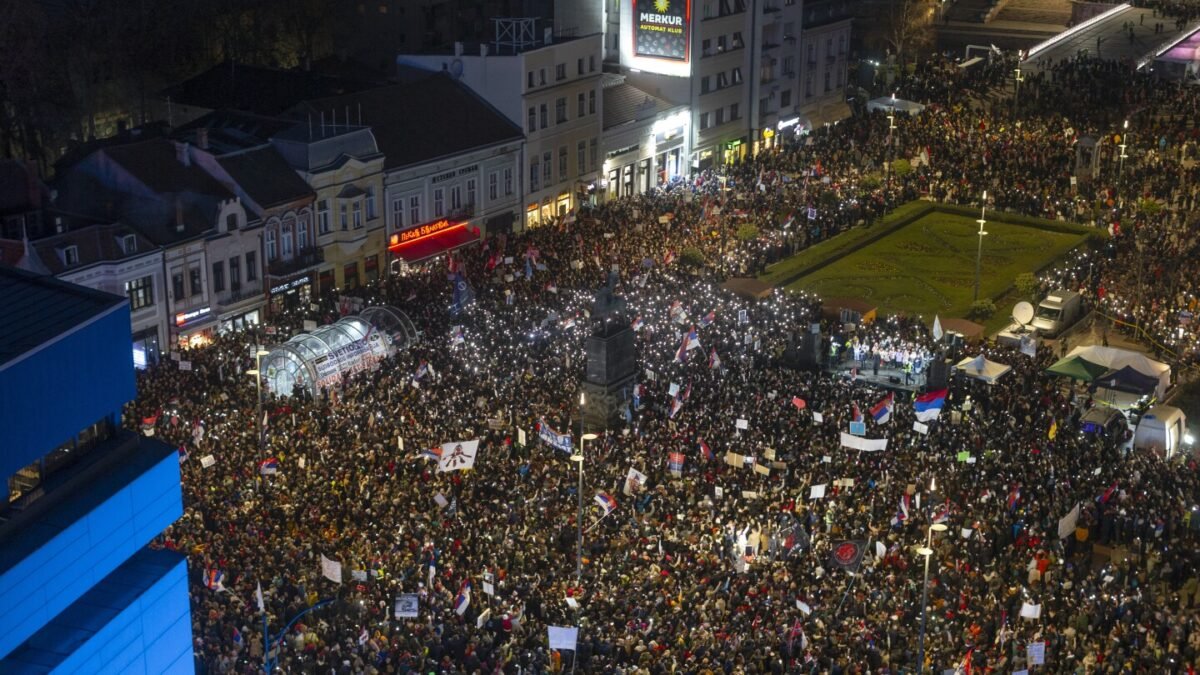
[914,388,948,421]
[631,315,644,331]
[870,393,894,424]
[453,580,472,616]
[699,438,714,461]
[259,457,280,475]
[418,447,442,461]
[205,568,226,591]
[700,310,716,328]
[931,500,952,524]
[1007,486,1022,512]
[708,348,722,371]
[1097,481,1118,504]
[594,491,618,515]
[891,494,911,527]
[668,452,685,477]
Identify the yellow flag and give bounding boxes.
[1048,419,1057,440]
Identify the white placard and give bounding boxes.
[437,439,480,473]
[548,626,579,651]
[1026,641,1045,665]
[668,383,680,397]
[839,432,888,452]
[179,360,192,371]
[434,493,449,508]
[714,486,724,499]
[741,490,758,499]
[1057,503,1080,539]
[809,484,827,500]
[320,554,343,583]
[518,428,527,446]
[483,581,495,596]
[303,320,318,331]
[812,412,824,424]
[735,418,749,430]
[821,455,831,463]
[200,455,216,468]
[912,421,929,435]
[961,528,973,539]
[394,594,419,618]
[1019,602,1042,619]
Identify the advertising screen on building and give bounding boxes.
[634,0,690,62]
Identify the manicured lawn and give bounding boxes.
[777,208,1090,320]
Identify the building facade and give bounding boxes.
[398,28,605,229]
[599,75,691,201]
[0,266,191,673]
[797,0,854,130]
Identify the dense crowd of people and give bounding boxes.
[128,44,1200,675]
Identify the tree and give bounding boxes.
[968,299,997,321]
[680,247,705,269]
[881,0,934,68]
[891,158,913,178]
[736,224,760,242]
[1015,273,1039,300]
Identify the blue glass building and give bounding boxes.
[0,265,192,673]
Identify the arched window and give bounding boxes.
[265,228,277,261]
[281,223,294,258]
[296,217,308,251]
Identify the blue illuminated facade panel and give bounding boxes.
[0,267,192,674]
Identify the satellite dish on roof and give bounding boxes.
[1012,301,1035,327]
[449,59,464,79]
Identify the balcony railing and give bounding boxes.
[448,203,476,220]
[267,247,324,277]
[215,284,262,307]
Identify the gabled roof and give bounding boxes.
[0,264,127,368]
[216,146,315,210]
[160,61,382,117]
[31,223,157,276]
[291,73,523,170]
[102,139,232,198]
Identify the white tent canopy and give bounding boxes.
[1063,345,1171,398]
[867,97,926,116]
[954,355,1012,384]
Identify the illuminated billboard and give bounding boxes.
[634,0,690,62]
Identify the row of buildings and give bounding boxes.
[1,0,851,371]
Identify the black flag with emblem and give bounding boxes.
[829,540,867,571]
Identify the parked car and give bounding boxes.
[1080,406,1128,442]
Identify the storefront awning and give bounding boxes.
[390,223,481,263]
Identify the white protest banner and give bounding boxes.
[200,455,216,468]
[1027,641,1045,665]
[352,570,368,582]
[961,528,973,539]
[518,427,527,446]
[437,439,480,472]
[548,626,579,651]
[538,418,573,454]
[477,608,491,629]
[1057,503,1080,539]
[821,455,831,463]
[434,494,449,508]
[714,486,724,499]
[1013,671,1029,675]
[394,594,419,618]
[796,600,812,615]
[809,484,827,500]
[298,456,306,470]
[320,554,343,583]
[668,383,680,397]
[839,432,888,452]
[741,490,758,499]
[913,421,929,435]
[564,596,579,609]
[624,467,648,496]
[735,418,749,430]
[812,412,824,424]
[482,581,495,596]
[1019,602,1042,619]
[179,360,192,371]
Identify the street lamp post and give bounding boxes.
[916,517,949,674]
[571,391,599,586]
[1117,119,1130,205]
[246,348,271,451]
[973,192,989,302]
[886,93,897,187]
[1012,63,1024,120]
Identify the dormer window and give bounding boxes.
[121,234,137,254]
[62,245,79,266]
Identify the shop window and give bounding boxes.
[126,275,154,310]
[364,254,379,282]
[319,269,335,293]
[526,203,540,228]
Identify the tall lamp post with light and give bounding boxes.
[1117,119,1130,205]
[916,476,948,674]
[973,192,989,302]
[246,347,271,451]
[1012,61,1024,120]
[571,391,599,586]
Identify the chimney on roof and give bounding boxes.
[197,128,209,150]
[544,27,553,45]
[176,141,191,167]
[455,41,464,57]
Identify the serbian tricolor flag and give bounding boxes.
[914,388,948,421]
[931,500,951,524]
[205,568,226,591]
[663,250,676,266]
[668,452,685,477]
[708,348,722,371]
[594,491,618,515]
[453,580,472,615]
[891,494,911,526]
[259,457,280,475]
[1097,481,1118,504]
[631,315,644,331]
[1007,486,1021,512]
[699,310,716,328]
[870,393,894,424]
[699,438,714,461]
